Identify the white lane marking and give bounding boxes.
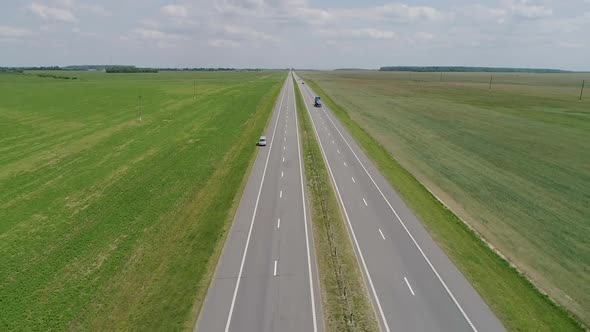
[363,198,368,206]
[332,140,334,144]
[274,260,278,276]
[224,78,287,332]
[282,157,285,163]
[343,161,347,167]
[404,277,415,296]
[283,146,286,151]
[277,218,281,229]
[281,171,284,178]
[293,76,319,332]
[379,229,386,240]
[284,137,286,142]
[352,177,356,183]
[337,149,340,154]
[315,86,479,332]
[280,190,283,198]
[295,77,391,332]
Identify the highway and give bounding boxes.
[196,74,322,332]
[293,72,505,332]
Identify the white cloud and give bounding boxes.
[131,28,184,41]
[209,39,240,48]
[55,0,111,16]
[321,28,398,40]
[0,26,33,38]
[378,3,442,21]
[28,3,78,23]
[161,4,188,18]
[222,25,278,42]
[503,0,553,19]
[412,32,435,42]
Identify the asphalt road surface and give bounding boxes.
[196,74,322,332]
[293,72,505,332]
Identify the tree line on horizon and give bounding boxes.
[379,66,571,73]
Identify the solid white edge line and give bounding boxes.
[306,79,479,332]
[295,73,391,332]
[379,228,386,240]
[223,77,287,332]
[293,74,319,332]
[404,277,415,296]
[274,260,278,276]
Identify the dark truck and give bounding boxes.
[314,96,322,107]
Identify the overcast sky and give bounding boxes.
[1,0,589,70]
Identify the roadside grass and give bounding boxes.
[299,72,585,331]
[0,71,284,330]
[294,77,378,332]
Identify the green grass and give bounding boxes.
[294,77,378,332]
[299,71,586,331]
[0,70,285,330]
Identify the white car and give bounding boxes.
[258,136,267,146]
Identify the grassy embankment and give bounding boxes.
[0,71,284,330]
[299,71,586,331]
[294,77,378,331]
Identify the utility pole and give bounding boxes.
[489,75,493,91]
[138,96,142,122]
[580,80,585,101]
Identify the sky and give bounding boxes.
[1,0,589,70]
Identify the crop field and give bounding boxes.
[299,70,589,326]
[0,70,284,330]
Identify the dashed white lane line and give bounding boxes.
[282,157,285,162]
[337,149,340,154]
[277,218,281,229]
[316,93,478,332]
[379,228,386,240]
[332,140,334,144]
[280,190,283,198]
[281,171,284,178]
[274,260,278,276]
[284,137,286,142]
[363,198,368,206]
[352,177,356,183]
[404,277,415,296]
[283,146,286,151]
[343,161,347,167]
[224,78,287,332]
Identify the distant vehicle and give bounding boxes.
[314,96,322,107]
[302,82,305,84]
[258,136,267,146]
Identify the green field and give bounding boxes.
[299,70,588,330]
[0,70,284,330]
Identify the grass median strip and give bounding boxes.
[294,77,378,332]
[299,74,584,332]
